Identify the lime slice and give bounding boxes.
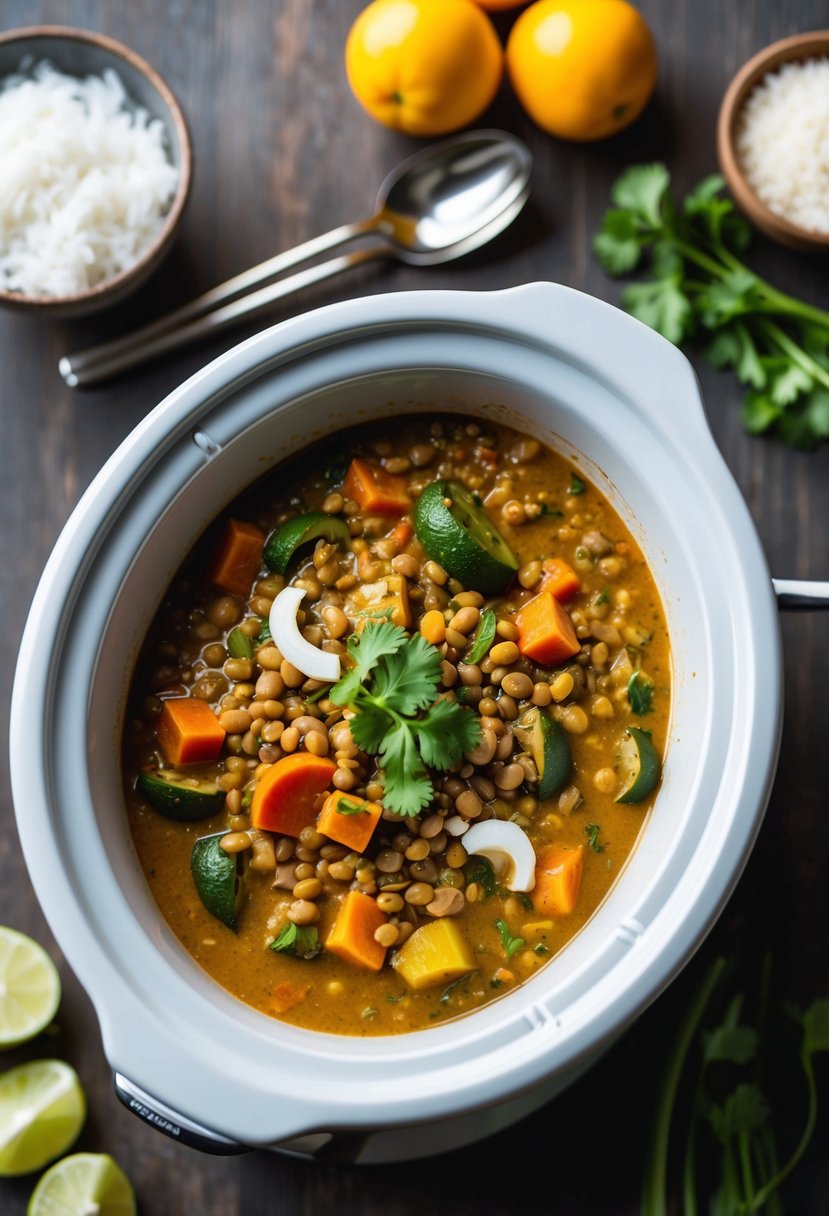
[414,480,519,594]
[191,834,243,929]
[136,770,226,822]
[0,1059,85,1176]
[0,927,61,1049]
[616,726,661,803]
[264,512,350,575]
[28,1152,135,1216]
[514,707,571,800]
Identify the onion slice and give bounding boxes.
[269,586,341,683]
[462,821,536,893]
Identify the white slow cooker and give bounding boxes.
[10,284,783,1163]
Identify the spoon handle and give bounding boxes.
[60,243,391,389]
[773,578,829,610]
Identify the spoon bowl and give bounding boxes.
[60,129,533,387]
[376,130,533,264]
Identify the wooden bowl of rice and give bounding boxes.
[717,31,829,253]
[0,26,192,317]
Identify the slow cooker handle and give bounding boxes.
[113,1073,249,1156]
[773,578,829,610]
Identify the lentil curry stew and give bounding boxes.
[123,415,670,1035]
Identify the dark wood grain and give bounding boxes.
[1,1,827,1213]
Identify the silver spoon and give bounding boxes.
[60,129,533,389]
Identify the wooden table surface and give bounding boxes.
[1,2,827,1212]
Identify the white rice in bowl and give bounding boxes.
[0,59,180,298]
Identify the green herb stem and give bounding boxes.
[641,957,727,1216]
[758,319,829,391]
[751,1050,819,1210]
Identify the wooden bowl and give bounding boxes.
[0,26,192,317]
[717,31,829,252]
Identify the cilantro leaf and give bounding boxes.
[370,632,442,714]
[610,163,670,228]
[705,322,766,388]
[627,670,654,715]
[585,823,605,854]
[568,472,586,495]
[337,620,407,688]
[741,391,781,435]
[416,697,481,770]
[708,1083,771,1144]
[270,923,321,960]
[621,276,693,345]
[495,919,525,959]
[703,995,759,1066]
[798,997,829,1056]
[593,208,646,275]
[769,361,813,407]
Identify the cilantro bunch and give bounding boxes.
[642,955,829,1215]
[329,620,481,818]
[594,164,829,448]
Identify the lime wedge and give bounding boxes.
[28,1152,136,1216]
[0,1059,85,1176]
[0,927,61,1049]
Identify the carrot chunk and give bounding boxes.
[389,519,412,550]
[540,557,581,603]
[270,980,311,1014]
[157,697,226,766]
[532,844,585,917]
[325,890,388,972]
[342,459,411,515]
[516,589,581,665]
[210,518,265,598]
[317,791,383,854]
[250,753,337,836]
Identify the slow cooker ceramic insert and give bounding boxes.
[11,285,785,1162]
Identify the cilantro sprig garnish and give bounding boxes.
[594,164,829,448]
[270,923,320,960]
[329,621,482,818]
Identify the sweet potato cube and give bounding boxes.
[516,589,580,665]
[392,919,475,991]
[316,792,383,854]
[210,518,265,598]
[532,845,584,917]
[353,574,412,630]
[540,557,581,603]
[342,459,411,515]
[325,891,388,972]
[157,697,226,766]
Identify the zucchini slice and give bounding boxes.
[191,834,244,930]
[264,512,350,575]
[137,770,225,821]
[514,707,571,800]
[414,480,519,594]
[616,727,661,803]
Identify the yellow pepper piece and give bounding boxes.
[392,919,475,991]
